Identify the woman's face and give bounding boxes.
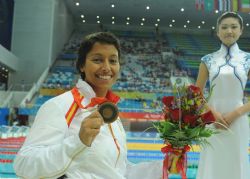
[217,17,242,47]
[80,42,120,96]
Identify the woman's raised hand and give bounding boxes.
[79,111,104,146]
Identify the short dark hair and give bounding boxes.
[76,32,121,80]
[217,11,243,30]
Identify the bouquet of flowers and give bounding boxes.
[153,85,216,179]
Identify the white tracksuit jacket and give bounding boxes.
[14,79,162,179]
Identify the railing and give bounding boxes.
[20,67,49,107]
[0,92,13,108]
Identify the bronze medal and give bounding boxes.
[98,102,119,123]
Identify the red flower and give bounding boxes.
[162,96,174,107]
[188,85,201,95]
[169,108,181,122]
[183,114,199,126]
[201,111,215,124]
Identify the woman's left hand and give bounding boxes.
[222,110,241,126]
[214,117,229,129]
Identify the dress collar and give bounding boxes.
[219,43,240,56]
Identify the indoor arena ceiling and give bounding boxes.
[64,0,250,31]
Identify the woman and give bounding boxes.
[196,12,250,179]
[14,32,164,179]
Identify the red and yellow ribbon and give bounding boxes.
[66,87,119,126]
[161,144,190,179]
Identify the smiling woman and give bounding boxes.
[79,42,120,97]
[13,32,165,179]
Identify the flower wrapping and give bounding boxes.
[161,144,190,179]
[154,85,216,179]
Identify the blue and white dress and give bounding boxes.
[196,43,250,179]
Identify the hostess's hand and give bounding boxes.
[79,110,104,146]
[211,109,229,129]
[214,117,229,129]
[223,110,241,127]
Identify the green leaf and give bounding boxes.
[185,127,200,138]
[199,128,216,137]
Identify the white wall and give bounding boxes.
[50,0,74,66]
[10,0,74,86]
[11,0,54,85]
